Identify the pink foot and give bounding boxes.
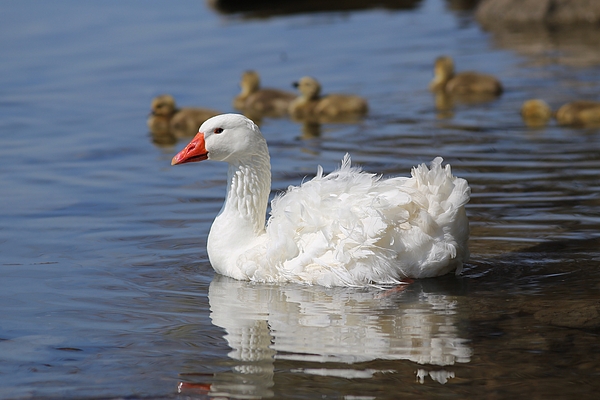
[375,278,414,298]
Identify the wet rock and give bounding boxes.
[533,300,600,330]
[476,0,600,28]
[208,0,423,17]
[445,0,481,11]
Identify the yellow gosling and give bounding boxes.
[233,70,296,118]
[430,56,503,96]
[521,99,552,127]
[556,100,600,127]
[147,94,220,138]
[289,76,368,122]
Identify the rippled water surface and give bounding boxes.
[1,0,600,399]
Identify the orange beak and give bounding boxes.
[171,132,208,165]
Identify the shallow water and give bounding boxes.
[1,0,600,398]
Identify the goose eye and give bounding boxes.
[213,128,223,134]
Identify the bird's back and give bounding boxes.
[446,72,502,95]
[170,108,220,137]
[244,89,296,116]
[556,101,600,126]
[316,94,368,117]
[240,156,470,286]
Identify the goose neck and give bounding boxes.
[224,153,271,234]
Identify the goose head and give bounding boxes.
[293,76,322,100]
[240,70,261,94]
[171,114,267,165]
[430,56,455,90]
[151,94,177,116]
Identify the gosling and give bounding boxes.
[556,100,600,127]
[233,70,296,118]
[429,56,503,96]
[289,76,368,122]
[521,99,552,127]
[147,94,220,138]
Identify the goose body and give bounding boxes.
[556,100,600,127]
[172,114,470,287]
[289,76,368,122]
[148,94,220,138]
[233,70,296,118]
[429,56,503,96]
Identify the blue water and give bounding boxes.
[1,0,600,398]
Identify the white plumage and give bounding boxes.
[172,114,470,287]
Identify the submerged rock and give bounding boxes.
[532,300,600,330]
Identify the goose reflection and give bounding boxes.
[188,275,471,397]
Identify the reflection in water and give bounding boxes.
[416,368,455,384]
[292,111,368,125]
[298,117,370,139]
[150,130,178,147]
[480,25,600,67]
[292,103,369,139]
[197,275,471,398]
[476,0,600,30]
[300,121,321,138]
[433,90,500,119]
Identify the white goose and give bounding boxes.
[172,114,470,287]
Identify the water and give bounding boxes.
[1,0,600,398]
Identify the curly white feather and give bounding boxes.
[235,155,469,286]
